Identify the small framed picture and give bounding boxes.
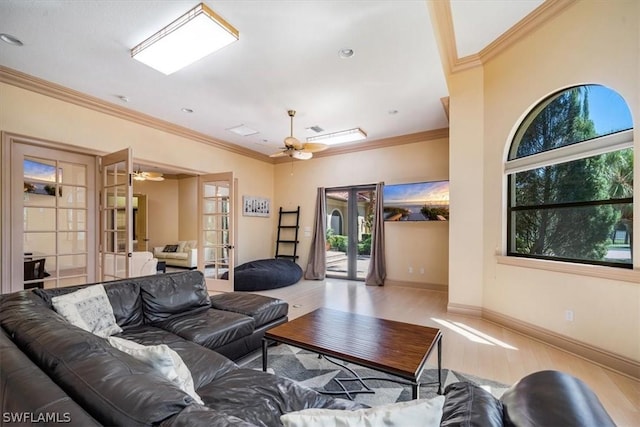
[243,196,270,217]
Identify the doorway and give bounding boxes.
[325,185,376,280]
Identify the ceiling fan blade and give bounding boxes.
[145,176,165,181]
[291,150,313,160]
[270,151,287,158]
[284,136,303,150]
[301,142,328,153]
[144,172,164,179]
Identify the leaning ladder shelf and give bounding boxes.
[275,206,300,261]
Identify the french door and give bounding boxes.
[198,173,235,292]
[325,185,376,280]
[99,148,133,281]
[8,140,97,292]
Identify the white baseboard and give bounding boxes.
[384,279,447,292]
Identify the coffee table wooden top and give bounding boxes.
[264,307,441,381]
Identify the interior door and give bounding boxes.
[99,148,133,281]
[9,140,96,292]
[198,173,234,292]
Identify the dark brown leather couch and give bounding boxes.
[0,270,615,426]
[0,271,364,426]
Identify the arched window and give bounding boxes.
[506,84,633,268]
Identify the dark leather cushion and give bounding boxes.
[440,381,503,427]
[502,370,616,427]
[34,279,145,328]
[197,368,367,426]
[221,259,303,291]
[210,292,288,327]
[116,325,238,390]
[1,294,195,427]
[140,271,211,323]
[0,329,102,426]
[155,309,255,350]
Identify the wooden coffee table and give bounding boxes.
[262,307,442,399]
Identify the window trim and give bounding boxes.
[505,129,632,175]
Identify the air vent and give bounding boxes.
[306,126,324,133]
[227,125,259,137]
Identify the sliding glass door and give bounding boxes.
[325,185,376,280]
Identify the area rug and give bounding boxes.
[240,344,509,407]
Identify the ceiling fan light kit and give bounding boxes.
[131,3,239,75]
[270,110,329,160]
[133,170,165,181]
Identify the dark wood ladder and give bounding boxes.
[275,206,300,261]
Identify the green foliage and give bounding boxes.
[358,234,371,255]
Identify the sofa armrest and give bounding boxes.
[502,370,615,427]
[187,249,197,263]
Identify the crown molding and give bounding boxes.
[0,66,271,164]
[430,0,578,75]
[272,128,450,164]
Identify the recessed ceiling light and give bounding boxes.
[181,108,194,113]
[0,33,23,46]
[117,95,130,103]
[388,109,399,115]
[227,124,259,136]
[338,48,354,59]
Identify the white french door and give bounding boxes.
[8,140,96,292]
[99,148,133,281]
[198,173,235,292]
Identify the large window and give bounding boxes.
[506,85,634,268]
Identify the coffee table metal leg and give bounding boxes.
[412,383,419,399]
[262,339,268,372]
[437,335,443,395]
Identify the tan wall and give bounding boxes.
[274,137,449,288]
[448,0,639,361]
[178,176,198,242]
[133,178,179,251]
[0,82,275,269]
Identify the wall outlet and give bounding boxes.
[408,266,413,274]
[419,267,425,274]
[565,310,574,322]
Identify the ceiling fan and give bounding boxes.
[133,169,164,181]
[270,110,328,160]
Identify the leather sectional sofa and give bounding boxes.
[0,270,615,426]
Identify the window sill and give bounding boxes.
[495,255,640,284]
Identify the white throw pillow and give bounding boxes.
[108,336,204,405]
[177,241,187,252]
[280,395,445,427]
[51,284,122,338]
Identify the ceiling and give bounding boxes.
[0,0,543,161]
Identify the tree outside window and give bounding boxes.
[507,85,634,267]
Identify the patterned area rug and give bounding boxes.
[240,344,509,407]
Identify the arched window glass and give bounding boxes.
[506,85,634,268]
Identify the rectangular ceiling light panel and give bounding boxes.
[307,128,367,145]
[131,3,239,75]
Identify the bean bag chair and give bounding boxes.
[221,258,303,291]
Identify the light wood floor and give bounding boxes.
[249,278,639,426]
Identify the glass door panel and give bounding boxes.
[198,173,234,292]
[100,148,132,281]
[12,141,95,291]
[325,186,375,280]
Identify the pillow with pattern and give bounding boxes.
[162,244,179,253]
[51,284,122,338]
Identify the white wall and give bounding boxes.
[448,0,639,361]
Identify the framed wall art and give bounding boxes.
[243,195,270,217]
